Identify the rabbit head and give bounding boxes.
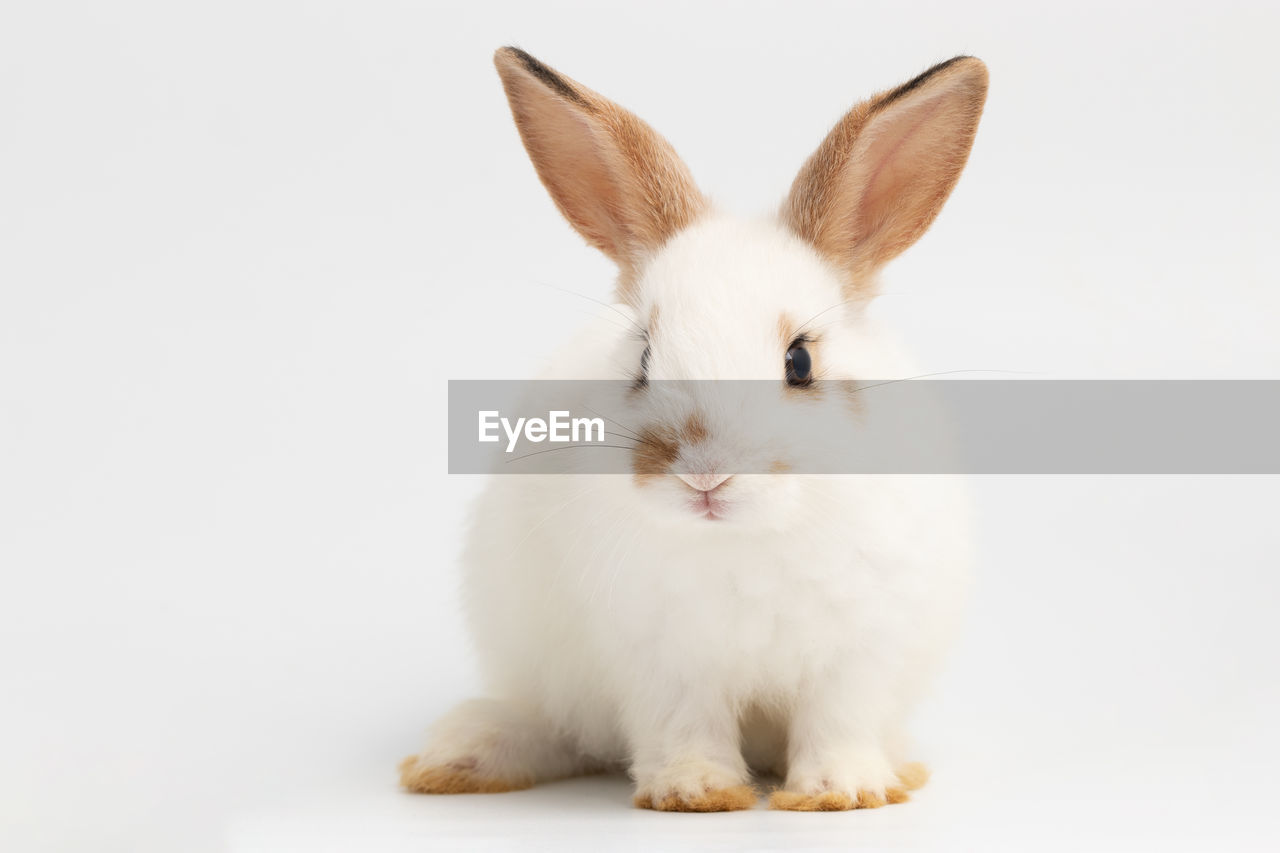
[494,47,987,528]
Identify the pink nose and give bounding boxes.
[676,472,731,493]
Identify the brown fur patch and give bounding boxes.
[680,412,708,445]
[769,778,920,811]
[635,784,758,812]
[769,790,857,811]
[896,761,931,791]
[398,755,531,794]
[781,57,988,298]
[632,424,679,485]
[494,47,707,305]
[632,413,712,485]
[859,789,887,809]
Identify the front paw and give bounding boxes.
[769,760,929,812]
[633,760,758,812]
[398,753,532,794]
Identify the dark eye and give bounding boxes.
[785,343,812,386]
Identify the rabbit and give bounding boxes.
[399,47,988,811]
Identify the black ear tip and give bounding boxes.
[495,45,533,64]
[494,45,549,76]
[923,55,986,81]
[494,46,529,72]
[493,46,583,104]
[944,56,989,85]
[879,55,987,108]
[950,56,990,91]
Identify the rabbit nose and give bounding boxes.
[676,472,732,493]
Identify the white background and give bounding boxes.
[3,1,1279,850]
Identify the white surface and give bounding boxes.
[2,1,1278,851]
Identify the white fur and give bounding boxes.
[411,212,971,805]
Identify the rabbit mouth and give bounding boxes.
[694,490,726,520]
[696,484,727,517]
[680,475,732,520]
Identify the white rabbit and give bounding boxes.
[400,47,988,811]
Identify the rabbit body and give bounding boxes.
[402,49,987,811]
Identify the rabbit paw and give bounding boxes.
[769,761,928,812]
[633,761,758,812]
[398,753,532,794]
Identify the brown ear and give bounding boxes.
[493,47,707,298]
[783,57,989,296]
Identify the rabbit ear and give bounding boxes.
[494,47,707,298]
[783,57,988,296]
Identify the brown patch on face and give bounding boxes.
[634,784,758,812]
[398,754,532,794]
[781,57,988,298]
[493,47,708,306]
[633,413,710,485]
[681,412,708,445]
[632,424,679,485]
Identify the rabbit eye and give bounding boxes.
[785,344,812,387]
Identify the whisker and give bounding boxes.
[794,299,861,339]
[503,443,636,464]
[567,502,626,595]
[849,369,1040,393]
[532,281,647,338]
[503,481,606,562]
[579,404,667,451]
[581,404,644,440]
[605,521,647,613]
[586,509,636,607]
